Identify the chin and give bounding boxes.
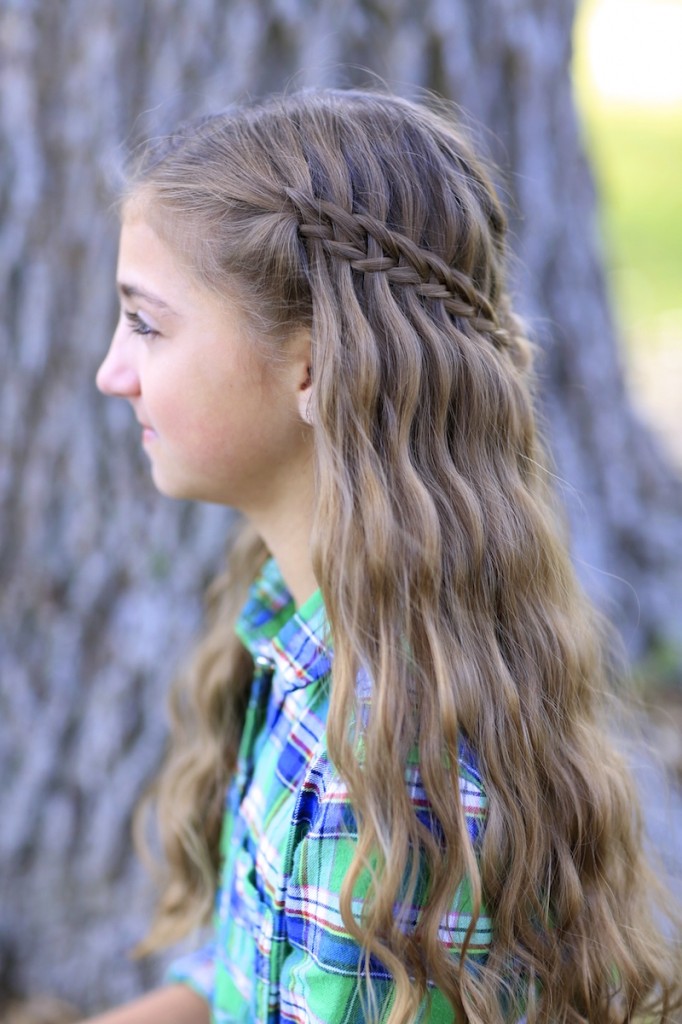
[150,468,234,507]
[150,467,198,501]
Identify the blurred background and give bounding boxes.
[574,0,682,471]
[0,0,681,1018]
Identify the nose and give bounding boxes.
[96,319,140,397]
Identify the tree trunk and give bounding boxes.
[1,0,680,1012]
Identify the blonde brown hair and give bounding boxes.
[130,90,681,1022]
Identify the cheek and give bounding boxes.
[141,333,299,474]
[151,362,270,459]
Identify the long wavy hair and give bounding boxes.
[129,90,681,1023]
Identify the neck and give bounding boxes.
[246,467,317,609]
[269,531,318,609]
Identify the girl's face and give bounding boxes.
[97,212,313,515]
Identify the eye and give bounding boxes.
[125,310,160,339]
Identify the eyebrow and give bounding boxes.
[117,282,175,313]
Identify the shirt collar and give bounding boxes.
[235,557,332,690]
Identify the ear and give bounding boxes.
[297,365,314,426]
[289,328,313,425]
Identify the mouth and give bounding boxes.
[137,420,158,443]
[132,406,158,443]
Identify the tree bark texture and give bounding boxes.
[1,0,681,1012]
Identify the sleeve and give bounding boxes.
[165,938,216,1004]
[278,756,491,1024]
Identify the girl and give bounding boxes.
[90,89,680,1024]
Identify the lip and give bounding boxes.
[132,408,157,442]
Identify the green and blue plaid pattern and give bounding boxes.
[169,559,491,1022]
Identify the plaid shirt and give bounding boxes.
[168,559,492,1022]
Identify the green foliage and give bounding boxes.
[572,0,682,353]
[632,636,682,695]
[582,105,682,346]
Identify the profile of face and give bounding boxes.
[97,207,314,516]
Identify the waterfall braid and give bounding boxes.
[130,90,681,1023]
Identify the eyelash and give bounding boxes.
[125,311,159,339]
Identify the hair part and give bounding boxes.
[131,89,681,1023]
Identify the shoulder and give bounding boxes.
[292,729,488,845]
[284,732,492,972]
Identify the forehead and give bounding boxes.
[118,212,177,272]
[117,215,203,310]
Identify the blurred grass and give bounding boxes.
[582,106,682,345]
[573,1,682,353]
